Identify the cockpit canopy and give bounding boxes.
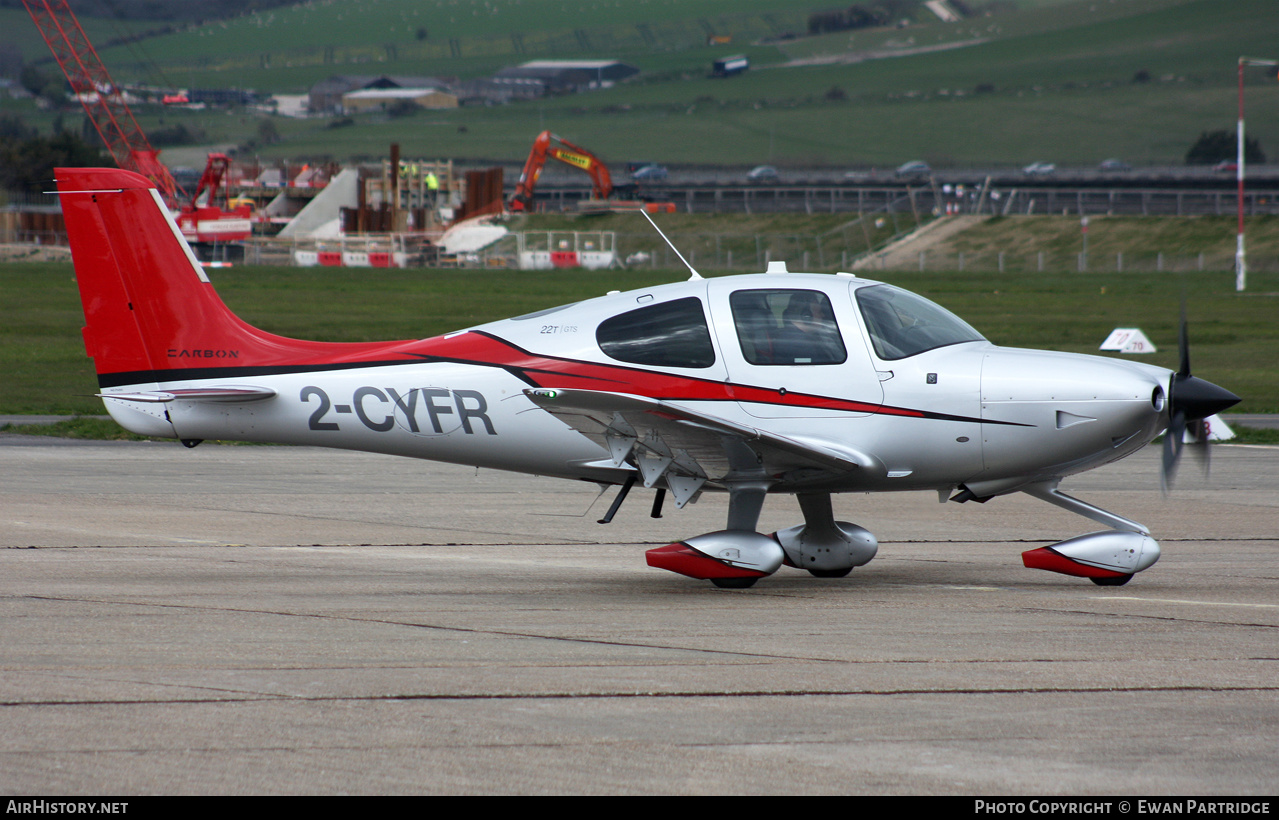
[855,283,985,360]
[589,279,986,371]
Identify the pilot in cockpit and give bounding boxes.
[771,292,845,365]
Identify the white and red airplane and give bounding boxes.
[56,166,1240,588]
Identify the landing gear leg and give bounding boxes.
[726,481,769,532]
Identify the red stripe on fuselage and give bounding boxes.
[411,331,927,419]
[109,326,934,422]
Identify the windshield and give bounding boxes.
[855,284,985,360]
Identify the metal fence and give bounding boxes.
[990,188,1279,218]
[408,230,903,272]
[8,181,1278,271]
[531,184,1279,218]
[857,249,1278,274]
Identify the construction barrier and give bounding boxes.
[295,249,406,268]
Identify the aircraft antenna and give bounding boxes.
[640,209,702,281]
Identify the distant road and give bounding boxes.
[523,163,1279,189]
[518,165,1279,215]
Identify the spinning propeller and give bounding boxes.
[1161,309,1241,493]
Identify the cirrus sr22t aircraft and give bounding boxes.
[57,167,1239,588]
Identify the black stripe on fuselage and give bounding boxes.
[95,359,423,389]
[97,339,1030,427]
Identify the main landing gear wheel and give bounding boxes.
[807,567,852,578]
[1090,575,1132,587]
[711,577,759,589]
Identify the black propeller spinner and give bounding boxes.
[1161,310,1241,493]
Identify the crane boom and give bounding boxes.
[23,0,176,198]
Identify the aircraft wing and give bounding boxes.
[524,387,883,505]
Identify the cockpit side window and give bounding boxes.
[596,297,716,368]
[729,289,847,365]
[855,284,985,360]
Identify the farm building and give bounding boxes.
[491,60,639,95]
[309,75,453,113]
[340,87,458,113]
[453,76,546,106]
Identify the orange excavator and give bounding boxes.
[509,130,612,212]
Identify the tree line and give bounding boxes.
[808,1,936,35]
[0,0,296,24]
[0,114,107,195]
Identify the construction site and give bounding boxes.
[1,1,682,271]
[5,0,1279,275]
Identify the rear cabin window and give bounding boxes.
[729,289,847,365]
[596,297,716,368]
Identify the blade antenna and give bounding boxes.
[640,208,702,281]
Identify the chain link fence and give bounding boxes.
[858,249,1278,274]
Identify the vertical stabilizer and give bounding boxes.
[57,167,413,388]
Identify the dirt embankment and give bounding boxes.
[852,215,986,270]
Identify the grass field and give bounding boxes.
[4,249,1274,416]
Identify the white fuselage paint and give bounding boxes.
[102,273,1173,498]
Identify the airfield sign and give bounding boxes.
[1100,328,1157,354]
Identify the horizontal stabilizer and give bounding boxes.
[98,386,278,403]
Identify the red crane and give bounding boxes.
[24,0,252,243]
[175,151,253,245]
[23,0,176,197]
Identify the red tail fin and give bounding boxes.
[57,167,412,388]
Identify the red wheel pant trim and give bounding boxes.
[1021,546,1129,580]
[645,543,768,581]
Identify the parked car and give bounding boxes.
[1098,158,1131,171]
[746,165,779,183]
[1022,161,1057,176]
[1213,160,1239,173]
[631,164,669,181]
[895,160,931,177]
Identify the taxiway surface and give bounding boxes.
[1,436,1275,794]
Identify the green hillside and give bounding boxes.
[38,0,809,91]
[4,0,1278,168]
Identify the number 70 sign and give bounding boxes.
[1100,328,1158,354]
